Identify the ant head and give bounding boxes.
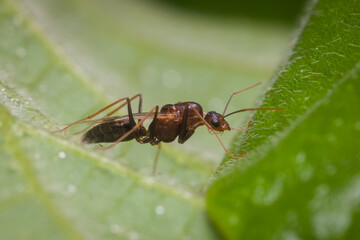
[204,111,230,132]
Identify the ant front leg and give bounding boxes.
[188,105,247,159]
[231,120,254,131]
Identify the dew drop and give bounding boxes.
[34,153,41,160]
[355,121,360,131]
[300,164,314,182]
[334,118,343,127]
[327,134,336,143]
[10,98,19,104]
[155,205,165,215]
[296,152,306,164]
[182,191,192,200]
[229,215,239,225]
[144,176,155,185]
[67,184,77,194]
[110,224,123,234]
[128,231,139,240]
[58,151,66,159]
[282,230,301,240]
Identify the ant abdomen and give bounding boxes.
[82,121,137,144]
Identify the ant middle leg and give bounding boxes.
[178,104,195,144]
[153,142,161,175]
[135,105,162,174]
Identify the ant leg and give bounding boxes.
[105,94,143,117]
[53,94,142,133]
[189,105,246,158]
[152,142,161,175]
[148,103,159,140]
[142,106,163,175]
[126,105,161,174]
[178,104,195,144]
[230,120,254,131]
[222,82,263,116]
[100,105,159,150]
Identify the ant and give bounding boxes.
[53,82,281,174]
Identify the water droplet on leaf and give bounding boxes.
[155,205,165,215]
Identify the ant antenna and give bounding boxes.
[224,108,283,118]
[222,82,263,116]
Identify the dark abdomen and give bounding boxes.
[82,121,135,144]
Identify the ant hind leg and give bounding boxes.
[53,94,142,133]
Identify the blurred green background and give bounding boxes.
[157,0,306,23]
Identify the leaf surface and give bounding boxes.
[207,0,360,239]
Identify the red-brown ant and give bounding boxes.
[53,82,281,174]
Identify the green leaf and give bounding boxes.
[0,0,292,239]
[207,0,360,239]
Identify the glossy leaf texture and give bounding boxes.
[0,0,293,239]
[207,0,360,239]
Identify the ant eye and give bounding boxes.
[211,119,220,128]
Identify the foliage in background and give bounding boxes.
[156,0,306,24]
[207,0,360,239]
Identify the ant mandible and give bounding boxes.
[53,82,281,174]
